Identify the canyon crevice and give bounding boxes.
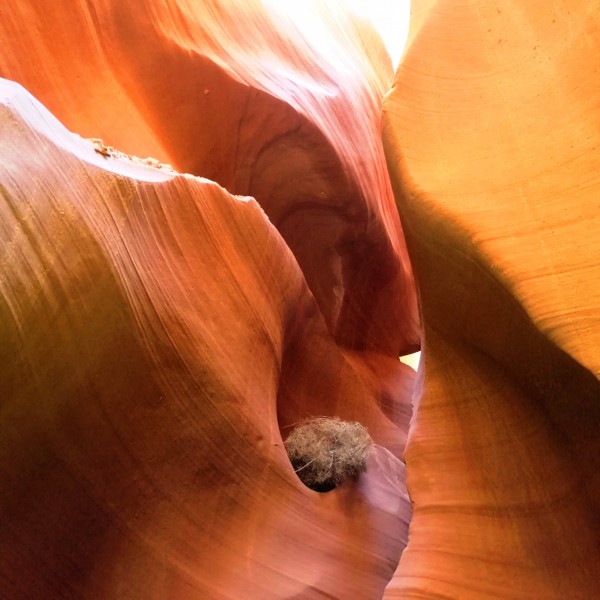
[1,1,599,598]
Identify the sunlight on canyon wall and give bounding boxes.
[1,0,599,599]
[262,0,411,67]
[0,1,415,598]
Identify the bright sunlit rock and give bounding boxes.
[344,0,410,67]
[262,0,411,69]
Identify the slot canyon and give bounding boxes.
[1,1,599,598]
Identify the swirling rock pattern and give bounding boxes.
[0,78,412,599]
[0,0,419,356]
[383,0,600,597]
[1,3,419,598]
[3,0,597,598]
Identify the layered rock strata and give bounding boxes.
[1,2,420,597]
[0,0,419,356]
[383,1,600,597]
[0,78,412,599]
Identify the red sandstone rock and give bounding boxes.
[0,78,413,598]
[0,0,419,357]
[1,3,419,596]
[9,0,598,597]
[383,1,600,597]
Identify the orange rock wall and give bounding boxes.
[0,79,411,599]
[3,0,598,597]
[383,0,600,597]
[0,1,417,598]
[0,0,419,356]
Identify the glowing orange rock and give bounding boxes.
[0,0,420,600]
[1,3,421,594]
[0,0,419,356]
[0,71,413,597]
[383,0,600,597]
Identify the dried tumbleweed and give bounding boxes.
[284,417,372,492]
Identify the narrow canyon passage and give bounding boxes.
[1,1,599,599]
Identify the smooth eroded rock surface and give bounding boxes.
[1,3,421,596]
[383,1,600,597]
[0,0,419,356]
[0,78,412,599]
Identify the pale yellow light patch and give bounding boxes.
[262,0,411,69]
[343,0,410,67]
[400,351,421,371]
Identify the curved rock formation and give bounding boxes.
[0,78,411,599]
[0,0,419,356]
[1,2,419,597]
[5,0,596,597]
[383,0,600,597]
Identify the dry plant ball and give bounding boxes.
[284,417,373,492]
